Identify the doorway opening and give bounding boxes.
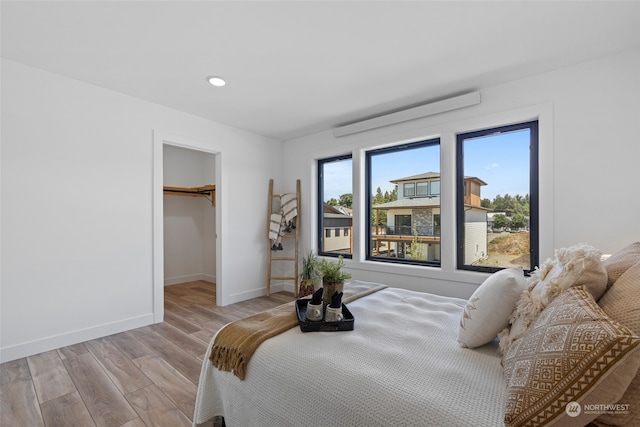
[152,131,222,323]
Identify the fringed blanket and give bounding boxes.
[280,193,298,227]
[209,281,387,379]
[268,213,283,245]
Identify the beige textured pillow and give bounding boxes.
[499,243,607,354]
[458,267,526,348]
[604,241,640,288]
[503,287,640,427]
[597,262,640,426]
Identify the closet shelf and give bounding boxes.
[163,184,215,206]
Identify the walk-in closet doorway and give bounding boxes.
[152,131,222,323]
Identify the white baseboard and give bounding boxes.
[164,273,215,286]
[0,313,154,364]
[221,282,294,306]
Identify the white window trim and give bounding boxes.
[309,102,553,287]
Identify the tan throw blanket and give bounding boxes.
[209,281,387,379]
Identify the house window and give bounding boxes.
[366,138,441,266]
[431,181,440,195]
[394,215,412,236]
[456,120,538,273]
[343,228,349,236]
[318,154,353,258]
[416,182,429,196]
[403,183,415,197]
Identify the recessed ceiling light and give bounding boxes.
[207,76,226,87]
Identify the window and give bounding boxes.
[366,138,441,265]
[318,154,353,257]
[394,215,412,235]
[343,228,349,236]
[456,121,538,273]
[431,180,440,195]
[416,182,429,196]
[403,183,415,197]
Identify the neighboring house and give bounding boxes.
[372,172,490,264]
[322,203,353,254]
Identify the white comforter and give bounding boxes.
[194,283,506,427]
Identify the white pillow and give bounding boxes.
[458,267,526,348]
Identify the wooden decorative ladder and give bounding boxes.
[266,179,300,297]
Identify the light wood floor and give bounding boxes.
[0,281,295,427]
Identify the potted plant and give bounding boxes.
[299,250,319,297]
[318,255,352,309]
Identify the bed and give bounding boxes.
[194,242,640,427]
[193,282,507,427]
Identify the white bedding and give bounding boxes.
[194,283,506,427]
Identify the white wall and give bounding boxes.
[163,145,216,285]
[283,48,640,299]
[0,59,283,362]
[2,48,638,362]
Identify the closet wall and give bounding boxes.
[163,144,216,285]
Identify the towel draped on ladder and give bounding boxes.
[269,213,283,244]
[280,193,297,229]
[270,193,297,250]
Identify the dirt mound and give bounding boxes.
[488,232,529,255]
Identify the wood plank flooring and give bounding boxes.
[0,281,294,427]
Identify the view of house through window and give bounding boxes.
[318,155,353,257]
[457,121,538,273]
[316,121,537,272]
[366,139,441,266]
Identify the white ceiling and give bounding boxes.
[2,1,640,141]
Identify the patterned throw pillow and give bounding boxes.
[597,262,640,426]
[499,243,607,355]
[503,287,640,427]
[458,267,526,348]
[603,241,640,288]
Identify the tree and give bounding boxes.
[327,198,338,206]
[490,193,530,219]
[408,225,425,261]
[492,214,509,230]
[373,187,384,205]
[338,193,352,208]
[372,187,395,226]
[385,187,398,202]
[511,213,527,230]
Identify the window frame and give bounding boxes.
[416,181,429,197]
[403,183,415,197]
[430,180,440,196]
[455,120,539,274]
[365,137,441,267]
[317,153,353,259]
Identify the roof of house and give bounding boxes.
[373,198,492,211]
[390,172,440,183]
[323,203,352,217]
[373,197,441,209]
[389,172,487,185]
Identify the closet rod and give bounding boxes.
[164,189,212,195]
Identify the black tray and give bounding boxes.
[295,299,354,332]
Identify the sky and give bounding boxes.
[322,129,531,203]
